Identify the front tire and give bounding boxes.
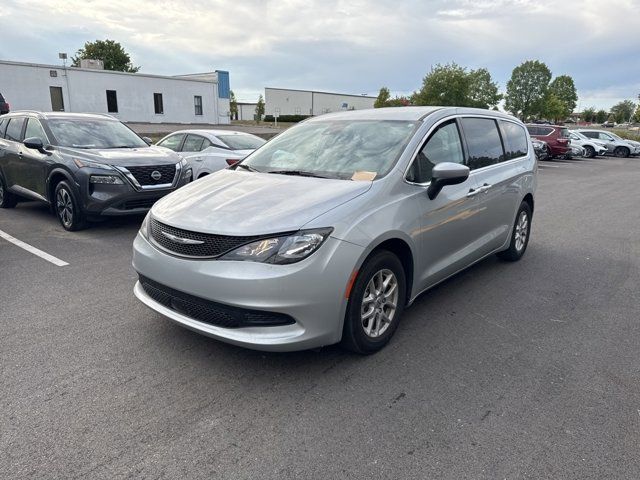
[54,181,87,231]
[0,173,18,208]
[584,145,596,158]
[498,201,532,262]
[341,251,406,354]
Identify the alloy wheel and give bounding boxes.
[56,188,73,228]
[361,269,399,338]
[515,210,529,252]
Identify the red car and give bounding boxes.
[526,124,570,158]
[0,92,9,115]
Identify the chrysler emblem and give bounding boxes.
[150,170,162,181]
[160,231,204,245]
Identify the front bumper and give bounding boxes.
[132,232,365,351]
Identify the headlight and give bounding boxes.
[89,174,124,185]
[73,158,113,170]
[140,212,151,239]
[220,228,333,264]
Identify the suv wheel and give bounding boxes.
[584,145,596,158]
[614,146,630,158]
[341,250,406,354]
[54,181,87,231]
[0,173,18,208]
[498,201,532,262]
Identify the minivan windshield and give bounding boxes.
[217,134,266,151]
[47,118,148,149]
[240,120,418,179]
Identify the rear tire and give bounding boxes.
[341,251,406,354]
[614,146,630,158]
[498,201,532,262]
[0,173,18,208]
[54,181,88,231]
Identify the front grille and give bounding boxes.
[126,164,176,186]
[119,196,165,210]
[139,275,295,328]
[150,218,264,258]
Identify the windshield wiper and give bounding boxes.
[235,163,261,172]
[105,145,138,149]
[267,169,330,179]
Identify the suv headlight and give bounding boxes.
[220,228,333,264]
[90,174,124,184]
[73,158,114,170]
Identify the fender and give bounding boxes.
[45,167,78,204]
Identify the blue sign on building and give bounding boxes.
[216,70,230,99]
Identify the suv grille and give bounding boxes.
[126,164,176,186]
[139,275,295,328]
[150,218,264,258]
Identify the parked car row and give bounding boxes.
[526,123,640,160]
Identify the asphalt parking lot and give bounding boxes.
[1,156,639,479]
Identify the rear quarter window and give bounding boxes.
[461,117,504,169]
[526,125,539,135]
[538,126,553,136]
[499,121,528,160]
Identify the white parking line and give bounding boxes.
[0,229,69,267]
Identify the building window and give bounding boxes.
[106,90,118,113]
[194,96,203,116]
[154,93,164,114]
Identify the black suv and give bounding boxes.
[0,93,9,115]
[0,111,192,230]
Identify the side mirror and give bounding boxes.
[23,137,46,153]
[142,136,153,145]
[427,162,470,200]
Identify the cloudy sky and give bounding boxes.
[1,0,639,109]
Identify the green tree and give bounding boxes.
[544,94,567,123]
[255,94,265,123]
[582,106,596,123]
[595,109,608,123]
[374,87,391,108]
[634,105,640,123]
[72,39,139,72]
[467,68,502,109]
[548,75,577,119]
[412,63,470,106]
[412,63,501,109]
[230,90,238,119]
[504,60,552,120]
[610,100,636,123]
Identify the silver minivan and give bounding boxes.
[133,107,536,353]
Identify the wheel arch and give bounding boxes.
[46,168,76,205]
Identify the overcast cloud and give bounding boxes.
[1,0,639,109]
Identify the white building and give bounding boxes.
[265,87,376,117]
[0,59,231,124]
[235,102,258,121]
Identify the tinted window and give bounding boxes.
[461,118,504,170]
[217,134,266,150]
[407,120,464,183]
[0,118,6,138]
[581,131,598,139]
[499,120,528,160]
[157,133,185,151]
[5,117,25,142]
[183,134,205,152]
[526,125,539,135]
[538,126,553,135]
[24,118,48,142]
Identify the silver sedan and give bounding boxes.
[156,129,266,179]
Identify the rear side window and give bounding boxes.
[182,134,205,152]
[5,117,25,142]
[407,120,464,184]
[461,117,504,170]
[157,133,185,151]
[499,121,528,160]
[538,126,553,136]
[581,131,597,139]
[526,125,539,135]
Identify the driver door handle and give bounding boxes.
[478,183,492,193]
[466,188,480,198]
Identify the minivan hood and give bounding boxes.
[59,145,180,166]
[152,169,372,235]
